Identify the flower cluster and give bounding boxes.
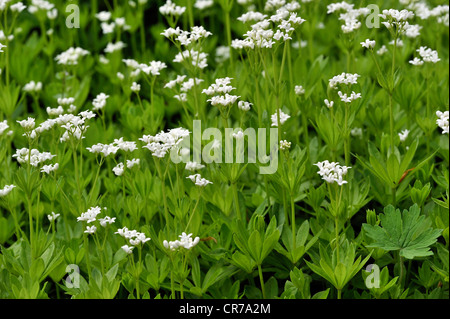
[116,226,151,254]
[112,158,140,176]
[54,47,90,66]
[0,184,15,197]
[140,128,190,158]
[232,7,305,50]
[159,0,186,17]
[187,173,212,187]
[92,93,110,111]
[436,110,449,134]
[327,2,371,33]
[173,49,208,70]
[203,77,240,108]
[328,72,360,89]
[271,109,290,127]
[409,46,440,65]
[23,80,43,93]
[163,232,200,251]
[12,148,56,167]
[314,160,351,186]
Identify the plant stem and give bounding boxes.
[290,194,296,249]
[232,182,242,221]
[258,264,266,299]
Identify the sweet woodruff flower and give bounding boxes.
[329,72,360,89]
[294,85,305,95]
[186,173,212,187]
[271,109,290,126]
[324,99,334,108]
[140,128,190,158]
[360,39,376,50]
[159,0,186,17]
[0,184,15,197]
[280,140,291,150]
[92,93,109,111]
[163,232,200,251]
[54,47,89,65]
[121,245,134,254]
[115,227,151,246]
[23,80,43,92]
[77,206,102,223]
[98,216,116,227]
[185,161,205,171]
[47,212,60,222]
[41,163,59,174]
[314,160,351,186]
[12,148,56,167]
[84,225,97,234]
[398,129,410,142]
[0,42,6,52]
[436,110,449,134]
[17,117,36,130]
[238,101,252,111]
[0,120,12,136]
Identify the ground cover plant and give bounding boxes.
[0,0,448,300]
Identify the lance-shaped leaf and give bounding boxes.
[363,204,442,259]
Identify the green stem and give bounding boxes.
[232,182,242,221]
[290,194,296,249]
[258,264,266,299]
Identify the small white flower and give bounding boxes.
[294,85,305,95]
[186,174,212,187]
[324,99,334,108]
[99,216,116,227]
[131,82,141,93]
[113,162,125,176]
[436,111,449,134]
[398,129,410,142]
[238,101,252,111]
[17,117,36,130]
[84,225,97,234]
[360,39,376,50]
[121,245,134,254]
[0,184,15,197]
[271,109,290,127]
[41,163,59,174]
[47,212,60,222]
[280,140,291,150]
[185,161,205,171]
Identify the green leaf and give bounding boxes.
[363,204,442,259]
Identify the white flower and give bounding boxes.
[329,72,360,89]
[159,0,186,16]
[294,85,305,95]
[126,158,140,169]
[47,212,60,222]
[377,45,388,56]
[41,163,59,174]
[360,39,376,49]
[77,206,102,223]
[95,11,111,21]
[92,93,109,111]
[324,99,334,108]
[12,148,56,166]
[314,160,351,186]
[186,174,212,187]
[17,117,36,130]
[131,82,141,92]
[112,162,125,176]
[98,216,116,227]
[54,47,89,65]
[271,109,290,126]
[436,110,449,134]
[163,233,200,251]
[194,0,213,10]
[23,80,42,92]
[280,140,291,150]
[0,42,6,52]
[0,120,9,136]
[409,57,424,66]
[84,225,97,234]
[185,161,205,171]
[398,129,409,142]
[121,245,134,254]
[0,184,15,197]
[417,46,440,63]
[10,2,27,12]
[238,101,252,111]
